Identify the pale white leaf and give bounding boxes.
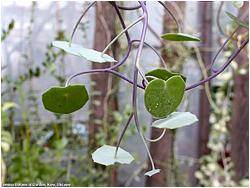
[144,169,161,177]
[233,1,244,9]
[152,112,198,129]
[91,145,134,166]
[52,41,117,63]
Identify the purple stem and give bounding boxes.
[67,37,166,90]
[110,41,133,69]
[70,1,96,44]
[66,3,143,89]
[131,39,167,67]
[111,2,159,71]
[216,2,227,37]
[115,113,134,157]
[158,1,180,32]
[112,2,131,42]
[109,69,144,89]
[132,1,147,134]
[66,68,144,89]
[208,27,239,73]
[132,2,156,170]
[186,38,249,91]
[109,2,132,69]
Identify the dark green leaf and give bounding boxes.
[161,33,200,41]
[35,67,40,77]
[226,11,249,29]
[144,76,185,118]
[42,85,89,114]
[8,20,15,30]
[145,68,186,82]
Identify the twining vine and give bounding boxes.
[41,1,249,177]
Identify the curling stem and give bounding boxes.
[145,128,166,142]
[102,16,144,55]
[69,2,96,46]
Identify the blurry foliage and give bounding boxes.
[1,19,15,41]
[195,65,248,186]
[195,20,249,186]
[2,4,85,185]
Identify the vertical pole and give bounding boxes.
[197,1,213,158]
[231,2,249,182]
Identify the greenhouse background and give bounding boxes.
[1,1,249,187]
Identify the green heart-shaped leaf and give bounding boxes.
[42,85,89,114]
[92,145,134,166]
[226,12,249,29]
[52,41,117,63]
[144,76,185,118]
[152,112,198,129]
[161,33,200,41]
[145,68,186,82]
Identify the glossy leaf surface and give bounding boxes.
[144,76,185,118]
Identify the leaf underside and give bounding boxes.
[91,145,134,166]
[144,169,161,177]
[152,112,198,129]
[52,41,117,63]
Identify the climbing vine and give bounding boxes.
[41,1,248,178]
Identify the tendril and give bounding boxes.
[132,40,167,68]
[216,2,227,36]
[70,1,96,46]
[158,1,180,32]
[102,16,144,55]
[209,27,239,73]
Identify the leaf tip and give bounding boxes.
[144,169,161,177]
